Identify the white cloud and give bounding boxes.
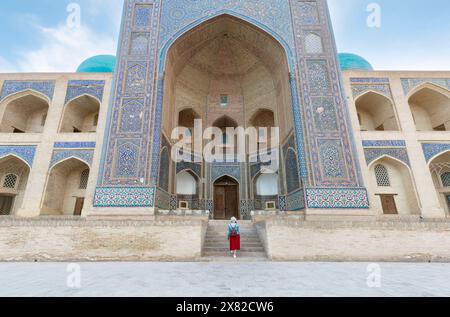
[16,23,116,73]
[0,56,18,73]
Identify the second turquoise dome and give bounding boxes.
[76,55,116,73]
[338,53,373,71]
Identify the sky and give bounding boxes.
[0,0,449,73]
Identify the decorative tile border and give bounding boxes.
[211,164,241,183]
[350,78,390,84]
[286,189,306,211]
[351,83,393,100]
[0,146,37,167]
[54,142,96,149]
[401,78,450,95]
[65,80,105,104]
[0,81,55,101]
[93,186,155,207]
[362,140,406,148]
[364,148,410,167]
[306,188,369,209]
[422,143,450,163]
[50,149,94,168]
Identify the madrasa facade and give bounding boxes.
[0,0,450,261]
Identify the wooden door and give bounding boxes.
[214,187,226,219]
[0,196,14,215]
[380,195,398,215]
[214,176,239,220]
[225,185,238,220]
[74,197,85,216]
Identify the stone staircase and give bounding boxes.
[202,220,267,260]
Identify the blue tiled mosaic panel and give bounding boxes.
[351,83,393,100]
[312,97,338,132]
[130,33,151,55]
[350,78,390,84]
[0,81,55,101]
[0,146,37,167]
[286,149,301,194]
[306,188,369,209]
[54,142,96,149]
[155,187,171,210]
[318,139,347,179]
[306,60,331,95]
[65,80,105,104]
[286,189,306,211]
[115,140,140,178]
[176,161,201,178]
[158,147,170,192]
[134,4,153,27]
[362,140,406,148]
[422,143,450,162]
[159,0,295,50]
[50,150,94,168]
[401,78,450,95]
[119,99,145,133]
[94,187,155,207]
[211,164,241,183]
[364,148,410,167]
[125,62,147,94]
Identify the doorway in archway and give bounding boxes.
[214,176,239,220]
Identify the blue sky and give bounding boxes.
[0,0,449,72]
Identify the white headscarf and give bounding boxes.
[230,217,237,224]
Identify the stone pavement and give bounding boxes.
[1,262,450,297]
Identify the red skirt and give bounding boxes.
[230,235,241,251]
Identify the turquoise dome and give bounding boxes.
[338,53,373,71]
[76,55,116,73]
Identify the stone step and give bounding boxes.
[203,251,267,258]
[203,221,266,259]
[204,247,265,252]
[205,241,262,246]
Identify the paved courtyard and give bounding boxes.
[1,262,449,297]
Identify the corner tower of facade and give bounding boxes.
[92,0,369,218]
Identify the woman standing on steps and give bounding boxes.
[227,217,241,258]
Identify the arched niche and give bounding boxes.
[369,156,419,215]
[0,93,49,133]
[0,155,30,215]
[355,92,399,131]
[41,158,90,216]
[60,95,100,133]
[408,85,450,131]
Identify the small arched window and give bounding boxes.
[375,164,391,187]
[3,174,18,189]
[79,169,90,189]
[305,33,323,54]
[441,172,450,187]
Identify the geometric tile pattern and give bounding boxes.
[286,189,306,211]
[350,77,392,100]
[422,143,450,163]
[0,81,55,101]
[401,78,450,95]
[93,187,155,207]
[50,149,94,168]
[96,0,161,195]
[364,148,410,167]
[64,80,105,104]
[0,146,37,167]
[306,188,370,209]
[54,142,96,149]
[95,0,369,210]
[362,140,406,148]
[290,0,363,189]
